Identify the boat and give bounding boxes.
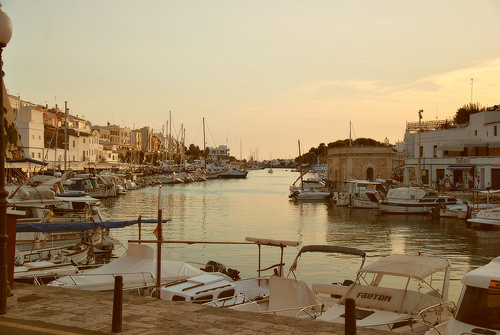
[14,259,80,285]
[217,167,248,179]
[467,207,500,229]
[158,237,300,308]
[317,254,453,334]
[345,179,387,209]
[376,187,457,214]
[47,243,206,293]
[425,256,500,335]
[222,245,366,318]
[289,188,334,201]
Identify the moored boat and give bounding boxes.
[426,256,500,335]
[317,254,453,334]
[378,187,457,214]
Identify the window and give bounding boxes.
[31,152,34,158]
[433,145,437,158]
[419,146,423,157]
[83,139,86,143]
[73,140,76,147]
[38,153,41,158]
[475,130,477,136]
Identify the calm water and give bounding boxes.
[98,169,500,303]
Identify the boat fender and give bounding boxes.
[203,260,226,273]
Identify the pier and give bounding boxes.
[2,283,392,334]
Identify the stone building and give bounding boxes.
[327,146,404,189]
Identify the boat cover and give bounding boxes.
[16,219,168,232]
[268,277,324,317]
[385,187,426,200]
[47,243,205,291]
[461,256,500,289]
[359,254,450,280]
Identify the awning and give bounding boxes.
[6,158,49,166]
[446,165,474,170]
[437,145,464,151]
[489,142,500,148]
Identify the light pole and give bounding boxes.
[0,3,13,315]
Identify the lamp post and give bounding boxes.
[0,3,12,315]
[417,109,423,186]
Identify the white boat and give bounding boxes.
[378,187,457,214]
[47,243,205,293]
[346,180,386,209]
[158,237,300,308]
[226,245,366,318]
[317,254,453,334]
[467,207,500,228]
[289,188,334,201]
[426,256,500,335]
[14,259,80,285]
[218,167,248,179]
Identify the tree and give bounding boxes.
[454,103,485,124]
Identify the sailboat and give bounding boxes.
[268,152,273,174]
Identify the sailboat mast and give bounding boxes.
[298,139,303,190]
[203,117,206,169]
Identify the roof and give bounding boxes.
[359,254,450,280]
[462,257,500,289]
[7,158,49,166]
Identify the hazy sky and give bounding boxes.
[3,1,500,159]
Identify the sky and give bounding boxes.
[2,1,500,160]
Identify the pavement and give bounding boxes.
[1,283,393,335]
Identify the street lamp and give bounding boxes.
[0,3,12,315]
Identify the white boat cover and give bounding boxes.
[461,256,500,289]
[359,254,450,280]
[267,277,324,317]
[385,187,426,200]
[48,243,204,291]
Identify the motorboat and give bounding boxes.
[376,187,457,214]
[467,207,500,229]
[226,245,367,318]
[159,237,300,309]
[425,256,500,335]
[346,180,385,209]
[14,259,80,285]
[317,254,453,334]
[47,243,206,293]
[217,167,248,179]
[289,189,334,201]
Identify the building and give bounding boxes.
[327,146,404,189]
[404,107,500,189]
[16,105,45,161]
[207,145,230,164]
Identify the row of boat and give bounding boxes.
[288,171,500,229]
[35,237,500,335]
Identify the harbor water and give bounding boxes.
[99,168,500,303]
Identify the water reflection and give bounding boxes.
[99,169,500,302]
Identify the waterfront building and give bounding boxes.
[16,105,44,161]
[208,145,230,164]
[326,146,404,189]
[404,106,500,189]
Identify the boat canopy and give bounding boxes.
[386,187,427,200]
[461,256,500,289]
[297,245,366,258]
[359,254,450,280]
[16,219,167,232]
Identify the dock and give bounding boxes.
[2,283,393,334]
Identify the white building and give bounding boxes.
[207,145,230,164]
[404,107,500,189]
[16,106,45,161]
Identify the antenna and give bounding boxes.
[470,78,474,104]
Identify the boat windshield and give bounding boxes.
[455,285,500,330]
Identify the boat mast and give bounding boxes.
[168,111,172,171]
[203,117,206,170]
[298,139,303,190]
[417,109,423,186]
